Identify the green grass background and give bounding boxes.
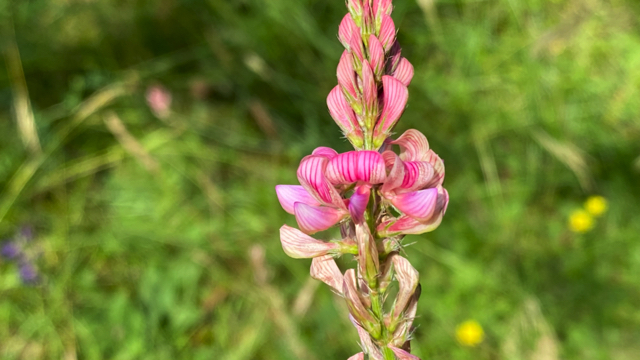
[1,0,639,359]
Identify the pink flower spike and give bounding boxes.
[297,154,346,208]
[368,35,385,77]
[310,255,344,294]
[347,353,365,360]
[146,85,172,119]
[312,146,339,159]
[275,185,321,214]
[339,14,359,49]
[393,58,414,87]
[389,347,421,360]
[392,129,430,162]
[326,151,387,185]
[373,76,409,145]
[294,202,347,234]
[327,86,363,147]
[349,184,371,224]
[391,187,439,222]
[379,15,396,52]
[337,51,359,102]
[279,225,338,259]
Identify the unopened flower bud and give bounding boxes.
[347,0,364,26]
[356,224,379,287]
[390,254,419,323]
[349,314,384,360]
[343,269,381,338]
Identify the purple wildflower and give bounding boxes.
[1,241,20,259]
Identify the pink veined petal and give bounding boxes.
[391,188,438,221]
[310,255,344,294]
[373,0,393,19]
[326,151,387,185]
[312,147,339,159]
[381,151,405,194]
[339,14,359,49]
[373,76,408,138]
[349,184,371,224]
[390,255,419,320]
[347,0,364,19]
[349,26,365,63]
[337,51,359,101]
[279,225,338,259]
[361,60,378,122]
[393,57,414,87]
[389,347,421,360]
[377,212,444,237]
[297,155,345,208]
[275,185,321,214]
[294,203,346,234]
[368,35,385,77]
[347,353,365,360]
[392,129,430,162]
[361,1,374,33]
[400,161,435,192]
[379,15,396,52]
[424,149,445,187]
[327,86,361,139]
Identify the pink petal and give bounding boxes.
[389,347,421,360]
[297,155,345,208]
[347,353,365,360]
[392,129,430,162]
[377,213,443,237]
[368,35,385,76]
[347,0,364,20]
[325,151,387,185]
[337,51,359,102]
[361,60,378,124]
[373,0,393,19]
[349,184,371,224]
[379,15,396,52]
[275,185,320,214]
[373,76,408,142]
[424,149,445,187]
[380,151,405,195]
[390,188,438,221]
[349,315,384,360]
[349,27,365,63]
[400,161,435,192]
[279,225,338,259]
[339,14,359,49]
[390,255,419,320]
[327,86,362,140]
[312,146,339,159]
[294,202,346,234]
[393,58,414,87]
[310,255,344,294]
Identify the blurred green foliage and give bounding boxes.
[1,0,640,359]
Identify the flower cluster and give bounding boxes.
[0,226,39,285]
[568,195,608,233]
[275,1,448,359]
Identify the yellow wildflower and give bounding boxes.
[584,196,607,216]
[456,320,484,347]
[569,209,594,233]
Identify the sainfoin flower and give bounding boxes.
[274,1,447,358]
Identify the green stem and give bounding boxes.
[382,346,396,360]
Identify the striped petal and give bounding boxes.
[393,57,414,87]
[390,188,438,221]
[373,76,408,145]
[310,255,344,294]
[312,146,339,159]
[391,255,419,320]
[424,149,445,187]
[368,34,385,77]
[326,151,387,185]
[392,129,430,162]
[294,202,347,234]
[337,51,359,102]
[327,86,362,141]
[349,184,371,224]
[381,151,405,194]
[389,347,421,360]
[361,60,378,125]
[275,185,320,214]
[400,161,435,192]
[297,155,345,208]
[379,15,396,52]
[373,0,393,19]
[339,14,359,49]
[279,225,338,259]
[349,27,365,64]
